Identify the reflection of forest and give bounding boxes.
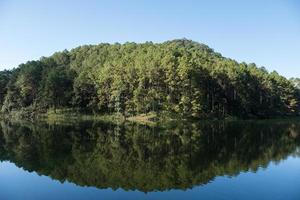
[0,120,299,192]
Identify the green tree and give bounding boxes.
[40,67,74,111]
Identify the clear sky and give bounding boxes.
[0,0,299,78]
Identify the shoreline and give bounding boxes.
[1,109,299,126]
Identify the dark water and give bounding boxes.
[0,119,299,200]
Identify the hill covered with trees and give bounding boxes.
[0,39,299,119]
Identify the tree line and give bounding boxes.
[0,39,299,119]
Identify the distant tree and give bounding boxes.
[15,61,43,106]
[40,67,74,111]
[291,78,300,89]
[0,70,11,106]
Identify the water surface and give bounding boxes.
[0,120,299,200]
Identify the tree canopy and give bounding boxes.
[0,39,299,118]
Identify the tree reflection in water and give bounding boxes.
[0,119,299,192]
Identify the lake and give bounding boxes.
[0,119,299,200]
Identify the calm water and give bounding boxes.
[0,119,299,200]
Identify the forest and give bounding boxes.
[0,39,299,119]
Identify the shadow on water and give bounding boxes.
[0,119,299,192]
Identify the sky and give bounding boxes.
[0,0,299,78]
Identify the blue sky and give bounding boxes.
[0,0,299,78]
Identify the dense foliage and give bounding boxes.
[0,120,299,191]
[0,39,299,118]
